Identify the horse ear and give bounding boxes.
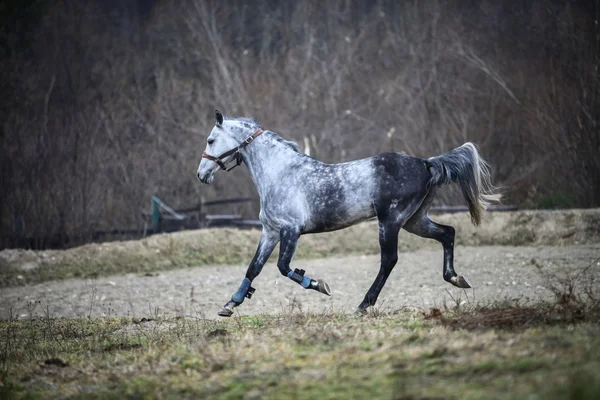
[215,110,224,126]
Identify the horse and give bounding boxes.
[197,110,500,317]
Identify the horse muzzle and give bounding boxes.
[197,171,215,184]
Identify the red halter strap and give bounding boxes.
[202,128,264,171]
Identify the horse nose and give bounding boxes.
[197,172,202,181]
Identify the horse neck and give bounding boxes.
[241,133,302,197]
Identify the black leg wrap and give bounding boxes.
[287,268,311,288]
[288,268,306,284]
[231,278,255,304]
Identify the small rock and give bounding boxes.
[43,358,68,368]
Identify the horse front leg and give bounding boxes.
[277,226,331,296]
[218,230,279,317]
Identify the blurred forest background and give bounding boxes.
[1,0,598,249]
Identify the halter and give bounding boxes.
[202,128,264,171]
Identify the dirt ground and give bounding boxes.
[2,244,598,320]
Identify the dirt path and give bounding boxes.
[1,245,598,320]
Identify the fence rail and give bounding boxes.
[143,196,258,234]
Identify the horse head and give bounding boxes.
[197,110,255,184]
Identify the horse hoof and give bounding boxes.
[450,275,472,289]
[316,280,331,296]
[354,308,368,316]
[217,306,234,317]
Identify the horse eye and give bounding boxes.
[207,138,215,145]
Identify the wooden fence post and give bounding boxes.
[152,196,161,232]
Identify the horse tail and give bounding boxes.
[424,142,501,226]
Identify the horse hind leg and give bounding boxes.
[403,210,472,289]
[357,213,402,312]
[356,184,435,313]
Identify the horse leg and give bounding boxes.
[218,230,279,317]
[276,226,331,296]
[357,215,401,312]
[403,214,472,289]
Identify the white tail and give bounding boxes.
[426,142,501,225]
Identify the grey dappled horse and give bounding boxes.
[198,111,500,317]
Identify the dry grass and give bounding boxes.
[1,303,599,399]
[422,256,600,331]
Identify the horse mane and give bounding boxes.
[268,133,300,153]
[230,116,260,128]
[229,116,300,153]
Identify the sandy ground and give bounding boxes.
[1,244,598,320]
